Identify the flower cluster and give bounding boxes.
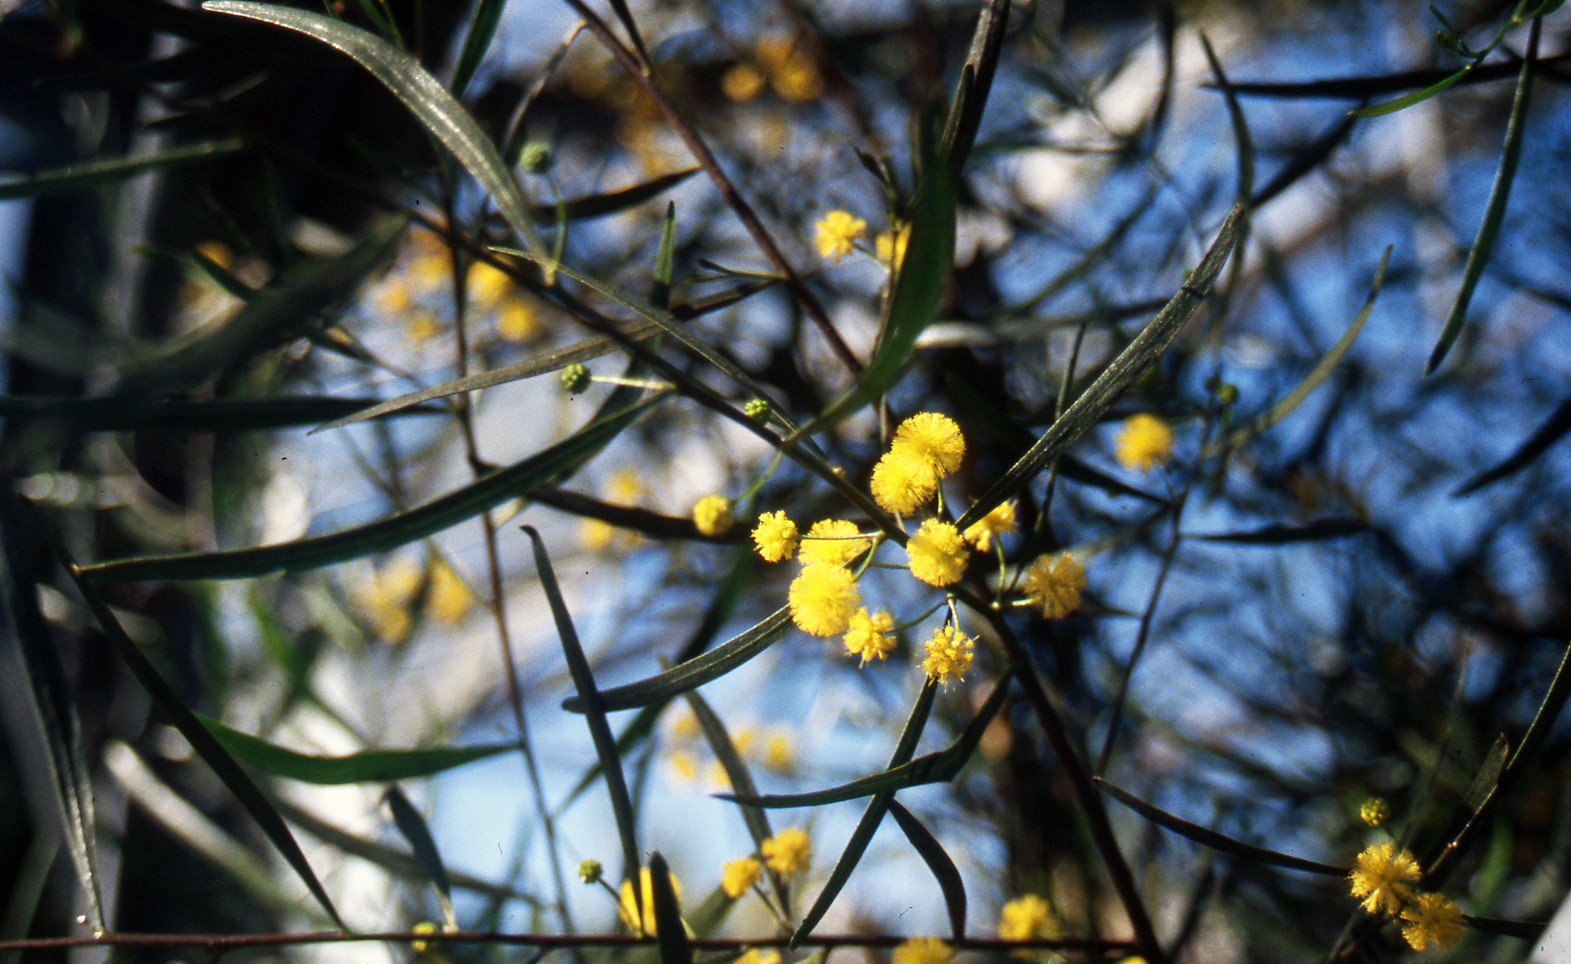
[719,828,811,908]
[1114,412,1173,473]
[1348,841,1464,951]
[814,210,866,263]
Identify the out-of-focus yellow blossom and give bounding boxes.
[876,223,911,269]
[922,625,974,686]
[906,519,969,587]
[752,510,799,562]
[692,495,734,536]
[721,857,762,898]
[668,749,699,783]
[762,732,795,773]
[467,261,512,304]
[892,937,953,964]
[789,563,861,636]
[428,559,475,625]
[1400,893,1464,951]
[1360,797,1390,827]
[496,296,538,341]
[998,894,1059,941]
[668,709,701,741]
[893,413,966,478]
[406,314,441,341]
[871,446,938,515]
[618,866,681,936]
[1349,841,1421,916]
[1022,552,1085,619]
[798,518,870,567]
[358,556,423,642]
[736,949,781,964]
[760,827,811,876]
[609,468,641,503]
[580,517,616,552]
[373,277,413,316]
[843,607,896,665]
[410,920,438,953]
[755,34,823,102]
[964,500,1016,552]
[1114,413,1174,473]
[722,62,767,101]
[814,210,866,263]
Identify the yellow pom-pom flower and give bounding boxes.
[814,210,866,262]
[998,893,1059,941]
[751,510,799,562]
[618,866,682,936]
[1400,892,1464,951]
[798,518,871,567]
[964,500,1016,552]
[892,937,954,964]
[922,625,974,686]
[906,519,969,587]
[1022,552,1086,618]
[736,950,781,964]
[871,446,939,515]
[892,412,966,478]
[788,564,861,636]
[692,495,733,536]
[720,857,762,899]
[760,827,812,876]
[843,608,896,665]
[876,223,911,270]
[1348,841,1421,916]
[1114,412,1174,473]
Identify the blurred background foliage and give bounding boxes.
[0,0,1569,961]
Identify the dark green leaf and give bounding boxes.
[203,1,547,261]
[55,538,346,928]
[199,716,511,784]
[80,393,664,581]
[451,0,507,97]
[887,801,965,943]
[0,497,104,932]
[685,690,785,912]
[1095,778,1345,875]
[384,786,456,927]
[1453,396,1571,496]
[0,139,244,200]
[1196,518,1369,545]
[562,608,792,713]
[529,169,700,223]
[957,205,1244,532]
[0,394,441,432]
[648,852,691,964]
[523,527,641,886]
[1426,20,1538,374]
[943,0,1010,172]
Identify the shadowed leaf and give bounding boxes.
[648,852,691,964]
[1196,518,1369,545]
[1454,396,1571,496]
[0,138,244,200]
[888,800,966,943]
[451,0,506,97]
[384,786,456,928]
[0,394,441,432]
[200,716,512,784]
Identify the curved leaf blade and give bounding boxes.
[1453,395,1571,496]
[200,716,511,784]
[202,0,545,259]
[384,786,457,928]
[0,139,243,200]
[887,801,965,944]
[561,607,792,713]
[80,394,664,581]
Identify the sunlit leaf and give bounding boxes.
[199,716,511,784]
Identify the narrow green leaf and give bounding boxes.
[1426,20,1539,374]
[887,801,966,944]
[1213,247,1389,454]
[1350,66,1469,117]
[792,680,937,947]
[199,716,511,784]
[528,168,700,223]
[0,499,104,933]
[80,393,664,581]
[450,0,507,97]
[1095,778,1346,875]
[685,690,786,913]
[1463,736,1510,812]
[384,786,456,929]
[0,138,244,200]
[647,852,691,964]
[115,220,403,395]
[202,1,547,262]
[721,671,1011,809]
[957,205,1244,532]
[1195,518,1369,545]
[523,526,641,886]
[1453,395,1571,496]
[1200,34,1254,210]
[653,202,677,308]
[0,394,440,432]
[562,608,792,713]
[55,541,346,928]
[943,0,1010,172]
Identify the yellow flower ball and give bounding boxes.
[798,518,871,567]
[692,495,734,536]
[1114,412,1174,473]
[1022,552,1086,619]
[720,857,762,899]
[1400,892,1464,951]
[760,827,812,876]
[922,625,974,686]
[964,500,1017,552]
[752,510,799,562]
[871,446,938,515]
[788,563,861,636]
[892,937,953,964]
[617,866,682,936]
[906,519,969,587]
[1348,841,1421,916]
[893,412,966,478]
[843,607,896,665]
[814,210,866,262]
[998,893,1059,941]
